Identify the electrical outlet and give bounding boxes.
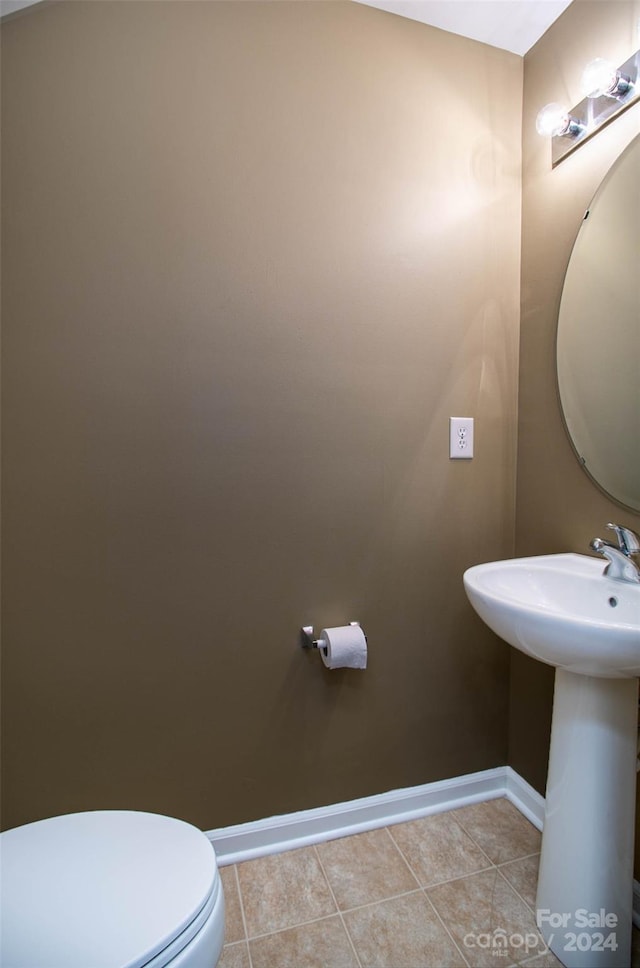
[450,417,474,459]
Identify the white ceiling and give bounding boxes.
[0,0,37,15]
[355,0,573,56]
[1,0,573,56]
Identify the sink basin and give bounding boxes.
[463,552,640,678]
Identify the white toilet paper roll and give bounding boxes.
[319,625,367,670]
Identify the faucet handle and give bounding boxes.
[606,523,640,556]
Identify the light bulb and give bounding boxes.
[582,58,618,97]
[581,58,632,99]
[536,102,571,137]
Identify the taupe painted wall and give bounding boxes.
[1,1,522,830]
[515,0,640,863]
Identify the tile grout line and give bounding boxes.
[494,864,540,922]
[458,807,546,932]
[381,824,422,889]
[496,851,541,865]
[383,822,475,967]
[328,885,432,918]
[384,822,496,892]
[238,910,363,945]
[421,887,472,968]
[220,939,252,960]
[440,807,502,868]
[452,800,542,870]
[236,884,446,944]
[312,844,363,968]
[461,863,551,965]
[232,863,255,968]
[450,814,548,927]
[495,850,545,933]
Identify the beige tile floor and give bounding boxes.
[217,797,639,968]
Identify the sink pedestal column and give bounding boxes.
[536,669,638,968]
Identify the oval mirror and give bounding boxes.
[557,133,640,512]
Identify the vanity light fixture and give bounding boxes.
[581,58,633,100]
[538,47,640,167]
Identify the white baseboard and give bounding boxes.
[207,765,545,867]
[503,765,545,830]
[207,772,640,928]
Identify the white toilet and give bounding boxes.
[0,810,225,968]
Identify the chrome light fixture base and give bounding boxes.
[550,48,639,167]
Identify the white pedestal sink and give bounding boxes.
[464,553,640,968]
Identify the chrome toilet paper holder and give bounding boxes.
[300,622,362,655]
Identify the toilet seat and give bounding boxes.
[0,811,224,968]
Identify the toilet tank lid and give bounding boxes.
[0,810,219,968]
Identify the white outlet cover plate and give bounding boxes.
[450,417,474,459]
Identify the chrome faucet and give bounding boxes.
[589,523,640,583]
